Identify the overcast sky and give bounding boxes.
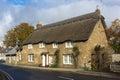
[0,0,120,46]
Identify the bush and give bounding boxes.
[50,63,57,68]
[83,67,89,70]
[38,64,42,67]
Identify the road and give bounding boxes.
[0,64,119,80]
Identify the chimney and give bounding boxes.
[36,21,42,29]
[95,5,101,15]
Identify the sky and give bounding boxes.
[0,0,120,46]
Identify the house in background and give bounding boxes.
[17,8,113,69]
[0,47,12,62]
[6,46,18,64]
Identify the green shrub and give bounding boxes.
[83,67,89,70]
[50,63,57,68]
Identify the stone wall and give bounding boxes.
[84,20,113,69]
[16,19,111,69]
[6,56,17,64]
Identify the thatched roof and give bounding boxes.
[23,10,106,45]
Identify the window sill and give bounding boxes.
[39,46,45,48]
[28,61,34,62]
[65,47,73,49]
[63,63,72,65]
[53,47,58,49]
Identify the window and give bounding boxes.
[19,54,22,60]
[39,43,45,48]
[28,44,33,49]
[49,56,53,64]
[53,43,58,48]
[65,41,73,48]
[63,55,72,64]
[28,54,34,62]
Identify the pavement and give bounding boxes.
[3,63,120,79]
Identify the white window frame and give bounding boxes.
[28,54,34,62]
[39,42,45,48]
[49,56,53,64]
[28,44,33,49]
[63,55,72,64]
[53,43,58,48]
[65,41,73,48]
[19,54,22,60]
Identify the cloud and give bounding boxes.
[0,12,13,40]
[0,0,120,46]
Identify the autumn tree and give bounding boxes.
[3,23,34,47]
[106,19,120,53]
[3,29,16,47]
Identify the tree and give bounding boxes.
[3,23,34,47]
[72,46,80,68]
[3,29,16,47]
[106,19,120,53]
[14,23,34,45]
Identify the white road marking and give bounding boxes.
[58,76,74,80]
[0,70,14,80]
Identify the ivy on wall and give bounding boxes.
[72,46,80,68]
[51,49,60,68]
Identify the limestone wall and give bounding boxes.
[16,19,110,68]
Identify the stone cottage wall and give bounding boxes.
[17,20,111,68]
[79,20,112,69]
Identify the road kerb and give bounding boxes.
[3,63,120,79]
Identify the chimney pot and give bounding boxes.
[36,21,42,29]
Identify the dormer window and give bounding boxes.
[65,41,73,48]
[53,43,58,48]
[39,42,45,48]
[28,44,33,49]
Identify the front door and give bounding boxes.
[42,55,45,66]
[42,54,49,67]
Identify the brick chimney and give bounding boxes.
[36,21,42,29]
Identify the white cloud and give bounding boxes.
[0,12,13,41]
[0,0,120,45]
[38,0,97,24]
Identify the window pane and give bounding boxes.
[49,56,53,64]
[65,42,73,48]
[28,54,34,62]
[39,43,45,48]
[28,44,33,49]
[53,43,58,48]
[69,55,72,64]
[63,55,72,64]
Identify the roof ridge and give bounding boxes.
[35,11,99,30]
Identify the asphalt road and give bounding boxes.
[0,64,119,80]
